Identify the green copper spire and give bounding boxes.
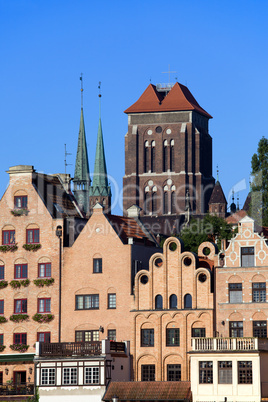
[73,75,91,215]
[89,84,111,212]
[73,107,90,183]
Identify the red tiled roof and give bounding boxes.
[106,214,156,245]
[124,82,212,118]
[226,210,247,224]
[208,181,227,205]
[102,381,191,401]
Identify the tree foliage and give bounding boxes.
[178,214,234,254]
[250,137,268,226]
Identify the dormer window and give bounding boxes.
[14,196,27,209]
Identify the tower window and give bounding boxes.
[170,140,174,171]
[163,192,168,214]
[152,192,157,214]
[151,141,155,172]
[163,141,168,172]
[144,141,149,173]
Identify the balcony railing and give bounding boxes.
[40,341,102,357]
[192,337,263,351]
[109,341,125,353]
[0,382,34,396]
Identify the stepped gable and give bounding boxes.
[209,180,227,204]
[124,82,212,118]
[103,381,191,401]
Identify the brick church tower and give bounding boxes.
[123,82,215,217]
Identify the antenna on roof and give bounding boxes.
[157,65,177,93]
[64,144,72,174]
[216,165,219,181]
[237,193,240,211]
[80,73,84,108]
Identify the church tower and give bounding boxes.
[89,89,111,213]
[73,76,91,216]
[123,82,215,217]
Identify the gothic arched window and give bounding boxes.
[144,141,149,173]
[171,191,176,214]
[170,140,174,171]
[163,192,168,214]
[152,191,157,214]
[163,140,168,172]
[151,141,155,172]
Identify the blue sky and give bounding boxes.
[0,0,267,215]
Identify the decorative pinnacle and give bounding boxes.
[80,73,84,108]
[98,81,101,117]
[216,165,219,181]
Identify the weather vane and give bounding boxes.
[80,73,84,108]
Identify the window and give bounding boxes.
[166,328,180,346]
[0,266,4,280]
[41,368,55,385]
[2,230,15,245]
[26,229,39,244]
[63,368,77,385]
[218,361,232,384]
[0,300,4,315]
[152,192,157,214]
[38,263,51,278]
[144,191,149,214]
[141,329,154,347]
[252,282,266,302]
[169,294,177,309]
[0,334,3,345]
[14,333,27,344]
[241,247,254,267]
[84,367,99,384]
[171,191,176,214]
[229,283,242,303]
[14,299,27,314]
[151,144,155,172]
[238,361,252,384]
[144,142,149,173]
[167,364,181,381]
[163,192,168,214]
[253,321,267,337]
[163,142,168,172]
[14,196,27,208]
[75,295,99,310]
[184,294,192,309]
[108,329,116,341]
[141,365,155,381]
[155,295,163,309]
[108,293,116,309]
[38,298,51,313]
[14,264,27,279]
[37,332,51,343]
[170,142,174,171]
[199,361,213,384]
[93,258,102,273]
[192,328,206,338]
[229,321,243,337]
[75,330,99,342]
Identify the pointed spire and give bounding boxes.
[89,83,111,213]
[73,75,91,215]
[74,75,90,184]
[92,83,108,190]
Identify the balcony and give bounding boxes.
[0,382,34,396]
[40,341,102,357]
[39,340,127,357]
[192,337,268,352]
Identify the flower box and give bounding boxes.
[0,317,7,324]
[0,281,8,289]
[32,313,54,323]
[0,244,18,253]
[0,345,6,352]
[33,278,54,287]
[10,344,29,353]
[10,208,29,216]
[23,244,41,252]
[9,279,30,289]
[9,314,29,323]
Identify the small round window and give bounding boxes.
[155,126,162,133]
[140,275,148,285]
[198,273,207,283]
[155,258,163,267]
[184,257,192,266]
[203,247,210,256]
[169,242,177,251]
